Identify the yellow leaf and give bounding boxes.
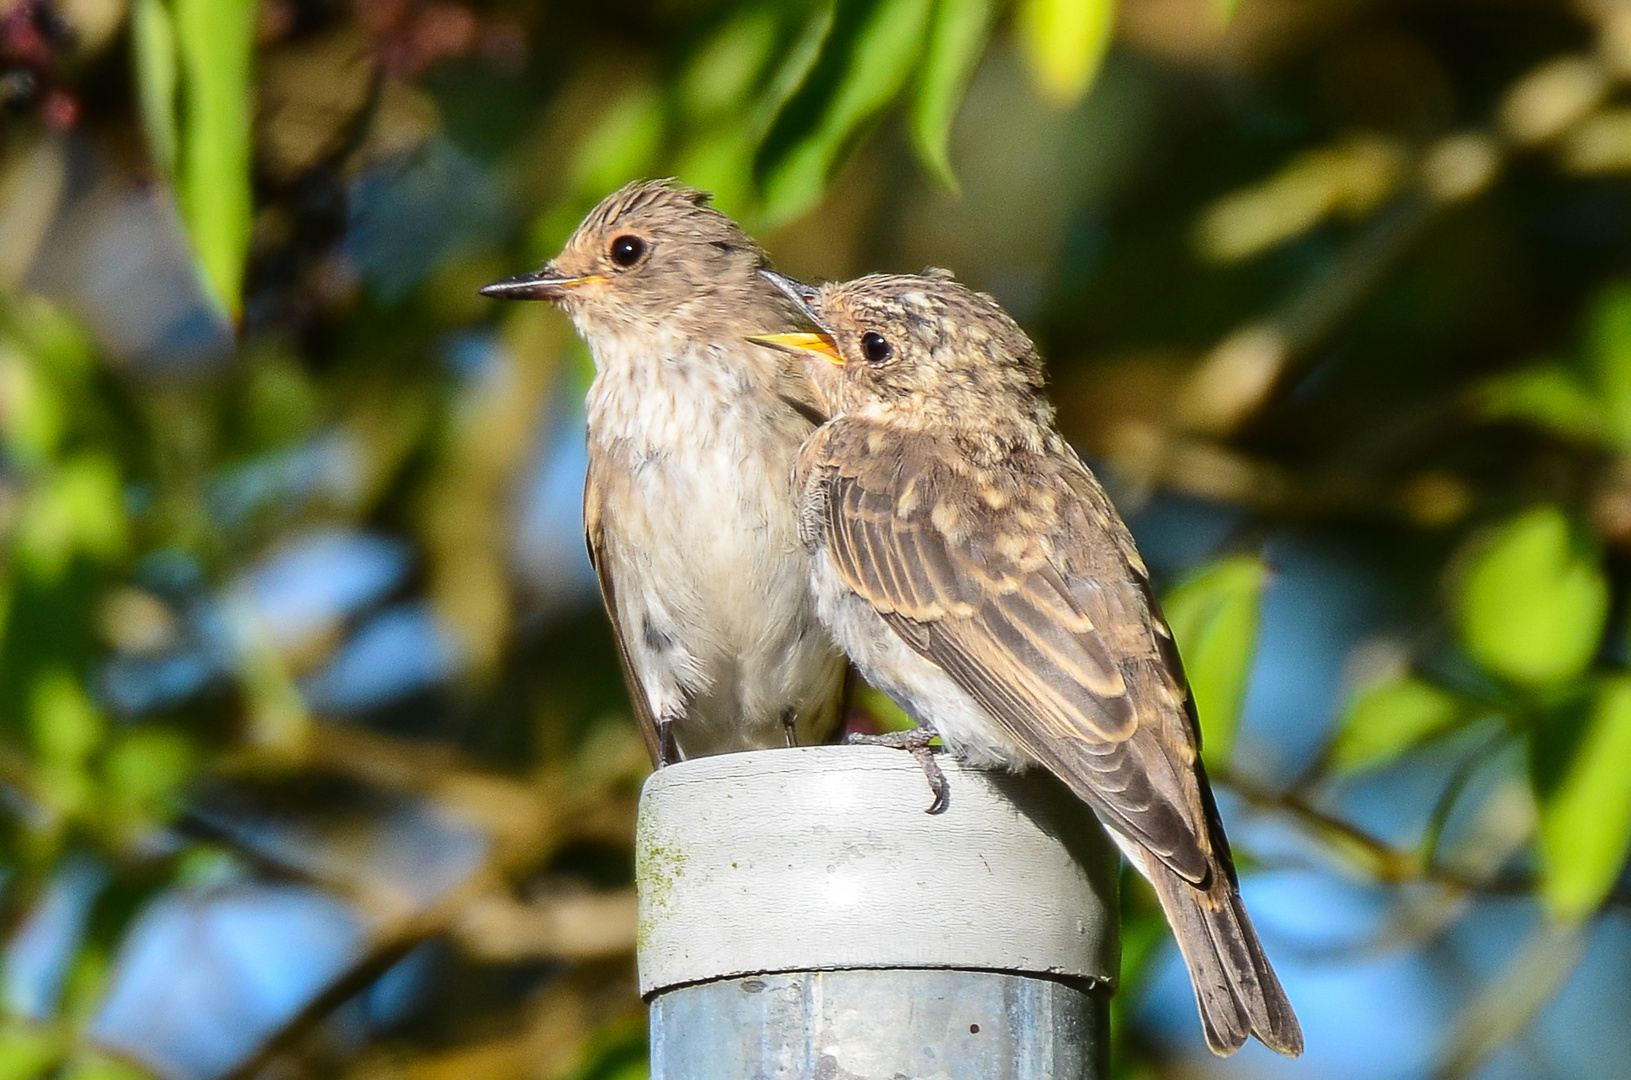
[1015,0,1116,107]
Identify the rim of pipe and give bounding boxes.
[635,744,1121,997]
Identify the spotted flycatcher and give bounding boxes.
[480,181,845,765]
[753,270,1302,1058]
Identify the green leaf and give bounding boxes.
[6,295,95,382]
[558,1014,647,1080]
[241,351,322,451]
[1589,280,1631,449]
[674,126,756,220]
[569,87,667,200]
[30,668,104,819]
[130,0,179,177]
[909,0,998,191]
[1015,0,1117,107]
[677,9,779,123]
[528,85,665,264]
[173,0,257,321]
[0,341,66,466]
[31,668,103,769]
[0,298,96,467]
[749,5,836,133]
[856,681,918,733]
[57,1056,151,1080]
[0,1027,61,1080]
[1534,675,1631,921]
[1213,0,1243,23]
[1162,555,1266,765]
[1475,364,1610,446]
[755,0,935,226]
[1457,507,1608,688]
[16,455,128,582]
[1330,676,1468,773]
[58,943,114,1028]
[101,729,196,836]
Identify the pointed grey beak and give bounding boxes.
[759,269,829,330]
[479,267,605,301]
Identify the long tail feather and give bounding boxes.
[1146,858,1304,1057]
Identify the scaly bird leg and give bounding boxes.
[844,726,949,814]
[656,718,681,768]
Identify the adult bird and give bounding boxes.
[481,181,845,765]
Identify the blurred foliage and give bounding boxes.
[1162,552,1264,764]
[1015,0,1113,106]
[0,2,1628,1080]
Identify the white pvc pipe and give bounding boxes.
[636,744,1120,1079]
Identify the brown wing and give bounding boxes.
[583,456,662,766]
[819,428,1215,884]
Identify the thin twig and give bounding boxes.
[1220,768,1631,910]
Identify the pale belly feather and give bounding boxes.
[586,338,843,757]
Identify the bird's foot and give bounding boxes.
[781,708,798,749]
[844,727,949,814]
[843,726,936,750]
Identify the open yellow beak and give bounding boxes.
[747,332,844,365]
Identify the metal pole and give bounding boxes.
[637,744,1120,1080]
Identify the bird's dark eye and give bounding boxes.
[610,234,647,267]
[860,331,893,365]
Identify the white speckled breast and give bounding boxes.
[584,328,844,758]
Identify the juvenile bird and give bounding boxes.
[753,270,1303,1058]
[480,181,845,765]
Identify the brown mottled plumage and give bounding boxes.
[480,181,845,765]
[755,270,1303,1058]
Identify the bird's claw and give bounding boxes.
[844,727,949,814]
[909,746,950,814]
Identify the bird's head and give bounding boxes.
[480,179,774,338]
[752,270,1052,432]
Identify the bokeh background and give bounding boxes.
[0,0,1629,1078]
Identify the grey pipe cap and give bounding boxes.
[635,744,1120,996]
